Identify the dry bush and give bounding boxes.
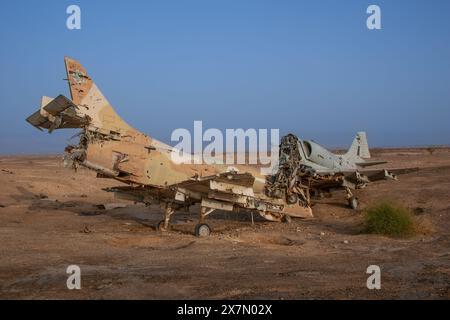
[363,201,416,238]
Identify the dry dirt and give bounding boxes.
[0,148,449,299]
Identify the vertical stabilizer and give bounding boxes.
[344,132,371,160]
[64,56,132,134]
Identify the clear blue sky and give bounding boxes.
[1,0,449,154]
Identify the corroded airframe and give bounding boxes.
[26,57,314,236]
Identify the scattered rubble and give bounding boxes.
[81,225,92,234]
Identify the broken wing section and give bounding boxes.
[176,171,312,220]
[357,167,419,182]
[26,95,88,133]
[310,167,419,192]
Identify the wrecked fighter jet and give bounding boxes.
[268,133,418,210]
[26,58,417,236]
[26,57,325,237]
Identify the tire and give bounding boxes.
[157,220,167,231]
[195,223,211,237]
[283,214,292,224]
[348,196,358,210]
[286,193,298,204]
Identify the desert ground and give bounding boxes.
[0,148,449,299]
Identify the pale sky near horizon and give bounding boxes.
[1,0,449,154]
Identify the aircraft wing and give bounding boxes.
[105,170,309,218]
[355,167,419,181]
[174,171,257,209]
[107,171,257,210]
[310,167,419,190]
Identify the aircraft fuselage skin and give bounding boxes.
[298,140,359,173]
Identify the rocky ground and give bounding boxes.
[0,148,449,299]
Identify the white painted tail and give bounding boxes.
[344,132,371,160]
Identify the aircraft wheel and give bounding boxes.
[286,193,298,204]
[348,197,358,210]
[283,214,292,224]
[195,223,211,237]
[157,220,168,231]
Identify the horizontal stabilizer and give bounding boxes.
[26,95,88,132]
[356,160,388,167]
[26,110,48,131]
[42,95,78,116]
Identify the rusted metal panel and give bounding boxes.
[210,180,254,197]
[201,198,234,211]
[207,191,248,205]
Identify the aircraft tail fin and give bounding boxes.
[63,56,132,133]
[344,132,371,160]
[26,57,132,134]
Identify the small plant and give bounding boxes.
[363,201,415,238]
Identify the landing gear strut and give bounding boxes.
[157,202,175,231]
[348,196,358,210]
[345,188,358,210]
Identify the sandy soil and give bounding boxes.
[0,148,449,299]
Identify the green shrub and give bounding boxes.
[363,201,415,238]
